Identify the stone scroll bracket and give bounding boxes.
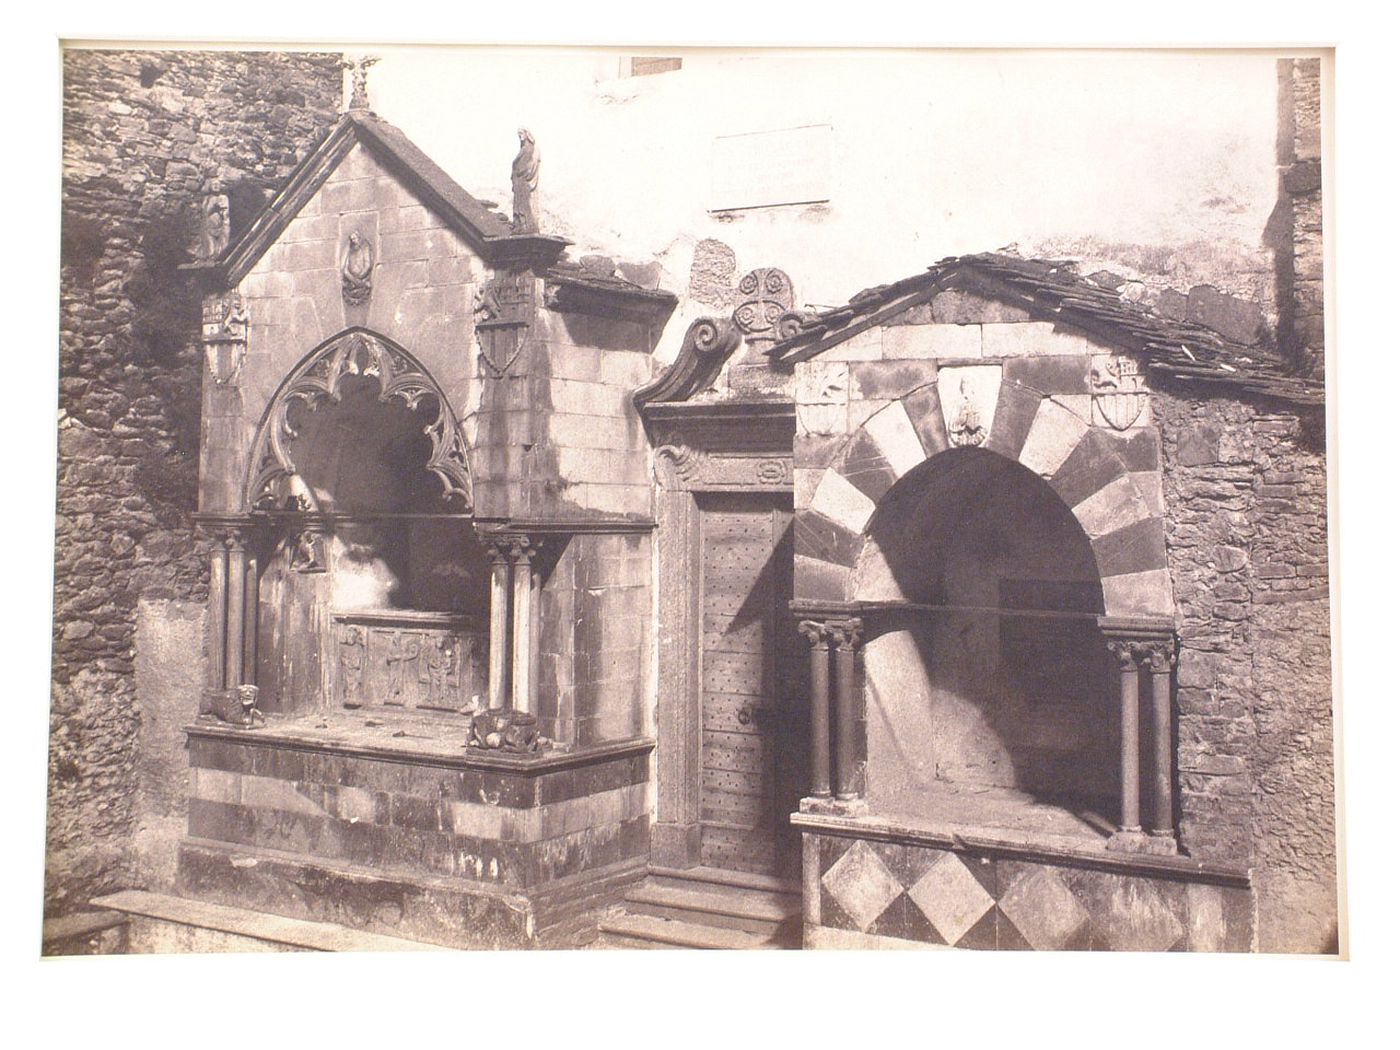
[242,328,473,515]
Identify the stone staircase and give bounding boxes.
[593,865,802,949]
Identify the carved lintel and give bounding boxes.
[632,316,742,407]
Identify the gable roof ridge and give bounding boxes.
[183,111,563,287]
[769,252,1323,408]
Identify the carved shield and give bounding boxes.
[1091,354,1149,431]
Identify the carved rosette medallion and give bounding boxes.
[1091,354,1149,430]
[201,291,249,385]
[733,268,795,348]
[245,330,473,513]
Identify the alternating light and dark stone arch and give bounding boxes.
[793,375,1173,619]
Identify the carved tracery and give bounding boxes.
[245,329,473,512]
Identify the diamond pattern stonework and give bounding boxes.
[997,867,1091,950]
[906,852,995,945]
[822,840,905,932]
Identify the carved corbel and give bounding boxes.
[632,316,742,407]
[653,435,704,490]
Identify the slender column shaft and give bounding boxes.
[800,622,832,798]
[832,621,861,801]
[225,538,246,687]
[511,540,535,713]
[487,548,511,710]
[527,555,543,717]
[208,541,229,691]
[1112,644,1142,832]
[1149,649,1175,836]
[242,550,259,685]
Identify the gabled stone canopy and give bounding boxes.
[183,110,568,287]
[770,253,1323,407]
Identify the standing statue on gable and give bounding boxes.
[511,128,540,234]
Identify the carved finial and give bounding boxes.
[340,55,379,112]
[511,128,540,234]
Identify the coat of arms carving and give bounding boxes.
[1091,354,1149,430]
[474,269,533,377]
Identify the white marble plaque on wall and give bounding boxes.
[710,124,834,211]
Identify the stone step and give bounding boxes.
[595,912,782,950]
[91,890,448,954]
[645,863,801,898]
[42,909,130,956]
[623,880,796,936]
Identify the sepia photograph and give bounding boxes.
[40,36,1346,968]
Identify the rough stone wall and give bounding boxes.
[51,49,342,914]
[1273,58,1325,380]
[1154,389,1334,951]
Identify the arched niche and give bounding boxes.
[244,329,489,717]
[855,448,1120,837]
[795,376,1174,619]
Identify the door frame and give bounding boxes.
[643,401,796,870]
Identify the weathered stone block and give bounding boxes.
[881,323,981,360]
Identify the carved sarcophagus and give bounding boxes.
[332,609,487,713]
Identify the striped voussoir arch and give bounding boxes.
[793,375,1175,618]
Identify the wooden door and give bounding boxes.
[698,494,807,881]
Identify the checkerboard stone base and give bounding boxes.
[806,832,1252,951]
[177,726,654,948]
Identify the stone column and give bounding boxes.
[1146,641,1178,847]
[510,537,539,714]
[487,540,512,710]
[225,532,247,688]
[798,620,832,799]
[242,546,259,684]
[207,536,229,691]
[1106,639,1144,847]
[830,618,863,802]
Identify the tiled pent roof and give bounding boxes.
[768,252,1323,407]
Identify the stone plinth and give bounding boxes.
[177,716,653,948]
[795,811,1251,952]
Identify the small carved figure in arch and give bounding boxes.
[341,230,375,305]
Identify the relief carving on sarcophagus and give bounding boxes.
[332,610,487,713]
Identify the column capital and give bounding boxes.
[1141,638,1178,673]
[1105,638,1140,670]
[828,617,863,652]
[798,620,832,648]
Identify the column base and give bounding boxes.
[800,795,868,817]
[1106,828,1180,856]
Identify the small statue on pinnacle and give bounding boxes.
[340,55,379,113]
